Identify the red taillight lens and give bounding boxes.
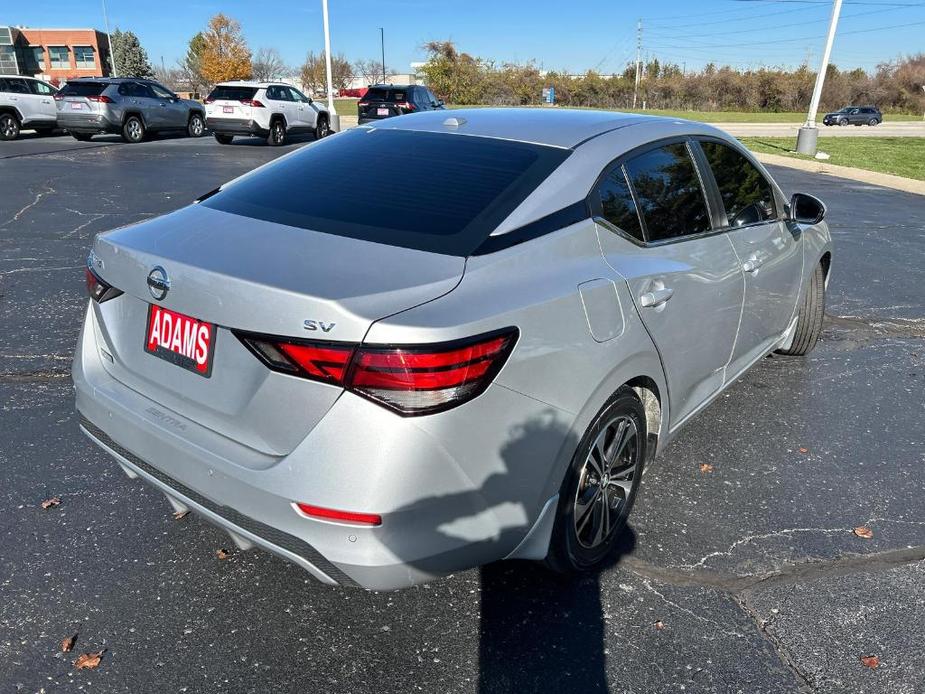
[87,94,113,103]
[358,101,368,107]
[204,97,215,104]
[241,99,265,108]
[85,266,122,303]
[234,328,518,416]
[395,101,415,111]
[54,94,65,101]
[293,502,381,526]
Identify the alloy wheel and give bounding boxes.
[190,116,204,136]
[127,119,142,141]
[573,414,639,549]
[1,114,17,139]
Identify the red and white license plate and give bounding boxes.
[144,304,216,377]
[70,102,85,110]
[223,105,234,113]
[377,107,389,116]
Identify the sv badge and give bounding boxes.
[303,319,336,333]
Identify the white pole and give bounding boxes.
[321,0,339,130]
[796,0,842,154]
[805,0,843,128]
[632,19,641,109]
[101,0,118,77]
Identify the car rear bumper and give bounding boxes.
[207,117,268,136]
[72,303,562,590]
[58,112,119,134]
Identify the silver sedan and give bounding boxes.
[73,108,832,590]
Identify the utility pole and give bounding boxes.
[796,0,843,155]
[632,19,642,110]
[379,27,386,83]
[101,0,118,77]
[321,0,339,131]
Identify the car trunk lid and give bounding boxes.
[88,203,465,457]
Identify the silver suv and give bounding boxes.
[0,75,58,139]
[56,77,206,143]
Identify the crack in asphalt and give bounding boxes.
[0,183,56,228]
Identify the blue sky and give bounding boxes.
[17,0,925,74]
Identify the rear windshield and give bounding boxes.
[208,85,258,101]
[58,81,106,97]
[202,128,570,256]
[364,87,409,102]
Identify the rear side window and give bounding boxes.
[700,141,775,227]
[596,166,643,241]
[58,81,106,97]
[203,128,571,256]
[207,85,258,101]
[30,80,57,96]
[624,143,711,242]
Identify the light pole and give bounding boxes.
[796,0,843,155]
[379,27,386,84]
[321,0,339,131]
[101,0,118,77]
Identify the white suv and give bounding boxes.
[204,81,331,146]
[0,75,58,140]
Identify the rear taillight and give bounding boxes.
[241,99,265,108]
[235,328,518,416]
[395,101,415,111]
[54,94,64,101]
[204,97,215,104]
[358,101,368,107]
[87,95,113,103]
[85,266,122,303]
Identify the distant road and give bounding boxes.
[715,120,925,138]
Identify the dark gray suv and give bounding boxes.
[822,106,882,127]
[56,77,206,143]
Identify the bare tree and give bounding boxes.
[354,57,392,86]
[252,47,288,81]
[300,51,352,96]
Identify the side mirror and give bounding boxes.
[789,193,826,225]
[308,96,313,104]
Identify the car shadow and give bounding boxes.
[374,410,635,691]
[221,133,320,147]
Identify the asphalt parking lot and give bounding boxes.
[1,130,923,693]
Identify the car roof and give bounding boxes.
[214,81,288,88]
[362,107,727,150]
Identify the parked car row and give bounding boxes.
[0,77,340,146]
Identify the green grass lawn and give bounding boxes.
[739,136,925,181]
[332,99,920,123]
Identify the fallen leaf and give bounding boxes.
[860,655,880,669]
[798,447,809,454]
[172,510,190,520]
[654,620,665,631]
[74,650,105,670]
[216,548,230,560]
[61,634,77,653]
[41,496,61,509]
[699,463,714,474]
[853,526,874,539]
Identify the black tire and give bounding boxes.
[72,132,94,142]
[546,388,646,574]
[777,261,825,356]
[214,133,234,145]
[188,112,205,137]
[0,112,20,140]
[122,115,145,143]
[868,118,879,126]
[35,127,56,137]
[838,118,849,126]
[314,114,330,139]
[267,118,286,146]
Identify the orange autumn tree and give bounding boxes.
[199,13,252,84]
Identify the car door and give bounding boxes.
[4,77,34,122]
[28,79,58,125]
[594,140,745,428]
[287,87,316,130]
[121,81,160,127]
[149,81,186,128]
[264,85,292,128]
[696,139,804,377]
[848,108,862,125]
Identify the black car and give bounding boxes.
[822,106,882,127]
[357,84,444,124]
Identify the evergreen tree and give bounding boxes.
[110,29,154,78]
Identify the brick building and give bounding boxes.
[0,26,112,84]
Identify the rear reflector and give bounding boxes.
[85,265,123,303]
[293,502,382,526]
[234,328,518,416]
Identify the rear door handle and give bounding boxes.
[639,287,674,308]
[742,253,763,273]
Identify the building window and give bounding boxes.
[0,45,17,75]
[74,45,95,69]
[49,45,70,69]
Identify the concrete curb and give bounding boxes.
[752,151,925,196]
